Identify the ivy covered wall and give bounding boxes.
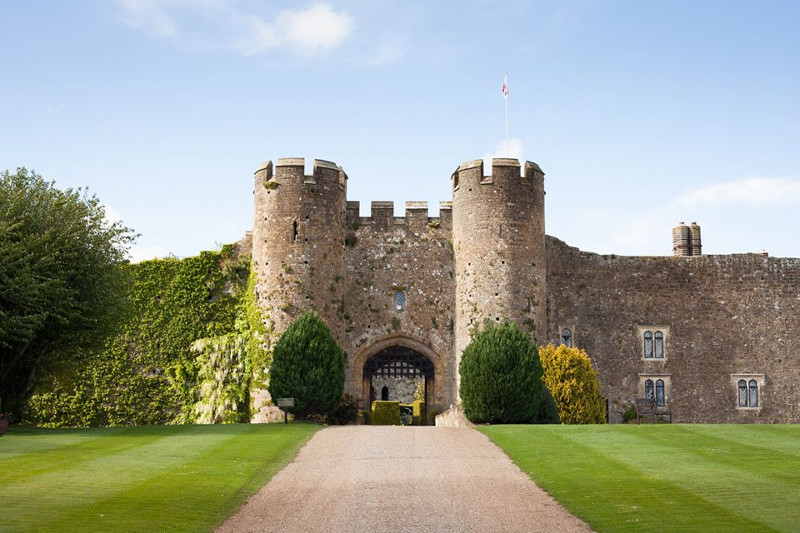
[24,245,267,427]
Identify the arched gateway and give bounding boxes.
[349,336,448,416]
[363,346,435,408]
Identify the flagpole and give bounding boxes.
[503,73,509,156]
[505,88,509,156]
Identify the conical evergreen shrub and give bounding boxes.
[459,320,544,424]
[268,311,345,419]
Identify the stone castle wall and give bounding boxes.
[546,236,800,423]
[251,156,800,423]
[342,200,456,412]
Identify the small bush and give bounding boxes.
[539,344,606,424]
[371,401,401,425]
[327,393,359,425]
[459,320,544,424]
[360,409,372,425]
[622,404,638,423]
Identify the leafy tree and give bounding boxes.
[267,311,345,419]
[459,320,544,424]
[539,344,606,424]
[0,168,135,413]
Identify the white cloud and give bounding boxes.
[116,0,184,36]
[361,34,408,67]
[676,177,800,209]
[236,15,280,55]
[566,175,800,256]
[277,3,353,54]
[115,0,354,57]
[483,138,525,172]
[103,203,123,224]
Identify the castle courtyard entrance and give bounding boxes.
[362,346,434,419]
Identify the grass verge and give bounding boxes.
[481,424,800,533]
[0,422,320,532]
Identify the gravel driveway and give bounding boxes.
[216,426,591,533]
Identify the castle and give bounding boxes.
[250,157,800,423]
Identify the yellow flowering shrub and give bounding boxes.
[539,344,606,424]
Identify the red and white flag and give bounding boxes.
[502,73,508,99]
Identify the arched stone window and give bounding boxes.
[381,386,389,401]
[738,379,747,407]
[732,374,763,410]
[654,331,664,358]
[644,379,654,401]
[643,331,654,358]
[656,379,665,406]
[393,290,405,311]
[561,328,573,347]
[639,326,669,360]
[748,379,759,407]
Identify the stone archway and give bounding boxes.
[351,336,448,414]
[363,346,435,409]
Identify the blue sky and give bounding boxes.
[2,1,799,261]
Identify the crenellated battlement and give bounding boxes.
[345,200,452,231]
[451,158,543,190]
[256,157,347,189]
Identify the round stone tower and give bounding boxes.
[451,158,546,396]
[252,158,348,344]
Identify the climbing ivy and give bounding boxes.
[24,245,263,427]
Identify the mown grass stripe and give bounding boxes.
[482,425,796,532]
[1,423,320,533]
[684,424,800,458]
[4,427,243,529]
[547,425,798,531]
[1,427,168,485]
[51,424,316,533]
[610,427,798,531]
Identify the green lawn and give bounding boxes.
[0,423,320,533]
[481,424,800,532]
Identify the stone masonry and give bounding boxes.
[251,156,800,423]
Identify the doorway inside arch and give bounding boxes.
[363,346,435,421]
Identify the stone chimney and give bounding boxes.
[672,221,701,257]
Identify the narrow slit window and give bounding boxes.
[561,328,573,347]
[654,331,664,358]
[393,290,405,311]
[738,379,747,407]
[748,380,758,407]
[656,379,665,406]
[645,379,654,401]
[644,331,653,358]
[292,220,298,241]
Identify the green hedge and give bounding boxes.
[371,401,402,425]
[412,400,426,426]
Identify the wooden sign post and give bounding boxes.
[277,398,295,425]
